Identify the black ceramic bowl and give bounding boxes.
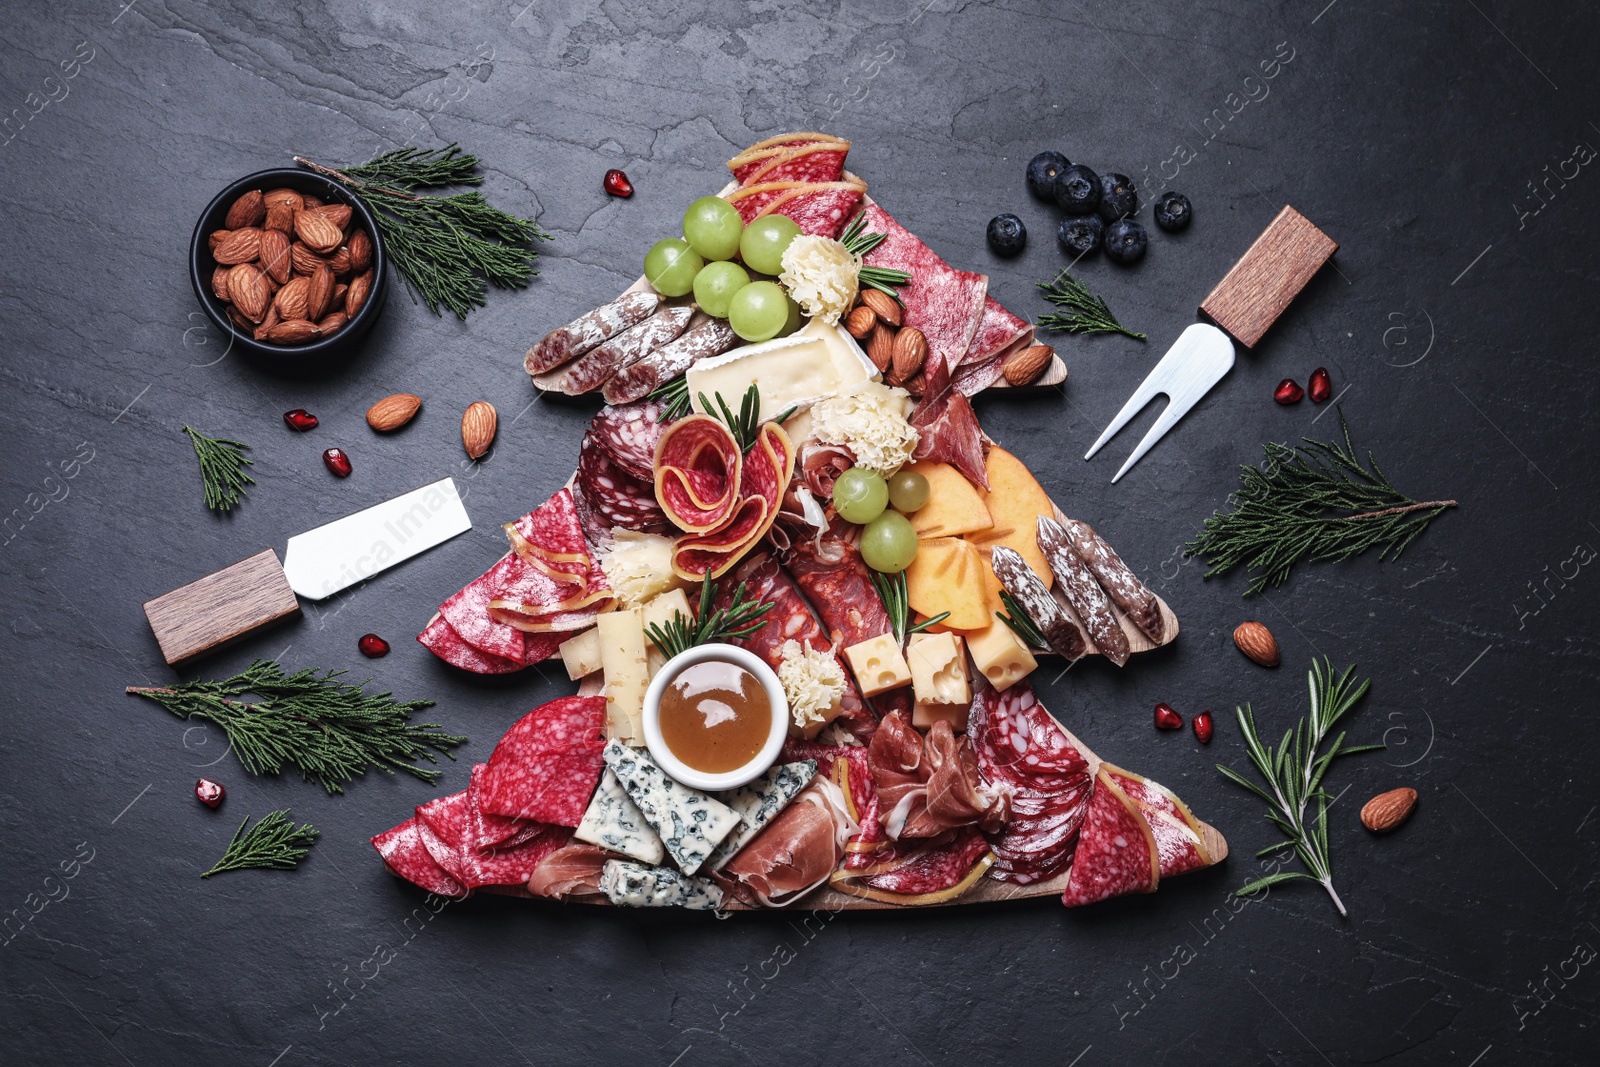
[188,167,387,361]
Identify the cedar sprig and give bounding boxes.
[1035,269,1146,340]
[840,211,911,299]
[127,660,465,794]
[996,590,1048,649]
[183,426,253,513]
[1185,410,1457,596]
[869,570,948,644]
[646,572,774,660]
[201,809,318,878]
[1218,660,1381,916]
[295,144,549,319]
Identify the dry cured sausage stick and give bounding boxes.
[602,318,739,404]
[525,291,660,375]
[541,306,693,395]
[989,546,1088,660]
[1060,518,1164,643]
[1037,516,1130,666]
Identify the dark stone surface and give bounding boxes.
[2,2,1597,1063]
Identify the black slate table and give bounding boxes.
[3,2,1596,1064]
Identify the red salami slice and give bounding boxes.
[859,827,991,895]
[463,825,572,888]
[589,398,670,482]
[729,135,850,185]
[371,817,467,897]
[781,527,890,649]
[652,414,742,533]
[475,696,607,827]
[1102,764,1211,878]
[486,550,611,633]
[860,202,988,373]
[505,488,592,581]
[1061,770,1161,906]
[577,431,669,534]
[525,290,660,375]
[415,791,476,885]
[602,319,739,405]
[726,181,866,238]
[955,297,1033,397]
[417,614,524,675]
[671,422,794,579]
[540,306,693,395]
[436,553,529,663]
[467,763,545,853]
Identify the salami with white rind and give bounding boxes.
[1061,518,1164,643]
[990,545,1087,660]
[537,306,693,395]
[602,318,740,404]
[525,291,660,375]
[1037,516,1130,666]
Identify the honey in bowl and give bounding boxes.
[657,658,773,774]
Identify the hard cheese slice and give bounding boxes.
[600,859,723,909]
[602,740,741,874]
[707,760,818,869]
[573,768,665,865]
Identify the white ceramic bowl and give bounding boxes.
[642,643,789,791]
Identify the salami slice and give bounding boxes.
[602,319,739,405]
[1102,764,1211,878]
[578,432,669,533]
[671,423,794,579]
[417,614,524,675]
[858,827,991,895]
[1061,518,1164,643]
[525,291,660,375]
[505,488,592,581]
[779,739,885,866]
[371,818,467,897]
[726,180,866,238]
[475,696,607,827]
[963,296,1033,367]
[990,545,1088,660]
[781,526,891,649]
[467,763,545,853]
[539,306,693,395]
[652,414,742,533]
[1061,770,1161,906]
[1037,516,1130,665]
[589,398,669,482]
[415,791,476,885]
[436,553,529,663]
[729,135,850,185]
[486,551,611,633]
[860,203,988,373]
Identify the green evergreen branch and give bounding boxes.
[869,570,948,644]
[295,145,550,320]
[127,660,464,794]
[1034,269,1145,339]
[1218,659,1381,916]
[183,426,253,513]
[201,809,318,878]
[1185,411,1457,596]
[645,572,774,660]
[840,211,910,299]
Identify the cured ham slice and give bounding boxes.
[953,297,1034,395]
[859,203,988,374]
[526,841,609,901]
[719,776,857,907]
[475,696,607,827]
[1060,769,1160,906]
[780,739,887,869]
[869,714,1008,840]
[911,351,989,490]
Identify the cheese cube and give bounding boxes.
[843,633,913,697]
[912,700,968,732]
[907,632,970,706]
[640,587,693,677]
[965,620,1037,692]
[558,627,603,680]
[597,608,649,745]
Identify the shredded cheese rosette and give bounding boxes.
[777,639,846,730]
[779,235,859,325]
[808,380,918,477]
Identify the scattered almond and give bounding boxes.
[1360,788,1417,833]
[213,227,263,266]
[225,189,266,229]
[367,393,422,432]
[226,264,270,323]
[266,319,322,345]
[293,208,344,253]
[860,288,902,328]
[1002,344,1053,386]
[866,322,895,372]
[306,264,335,322]
[461,401,497,460]
[1232,621,1281,668]
[891,326,928,382]
[844,304,876,339]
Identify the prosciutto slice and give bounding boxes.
[868,713,1006,839]
[910,349,989,489]
[719,776,857,907]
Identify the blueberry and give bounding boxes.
[1052,163,1101,215]
[1097,172,1138,221]
[1103,218,1148,265]
[1026,151,1070,201]
[1056,214,1104,258]
[986,213,1027,257]
[1153,191,1193,232]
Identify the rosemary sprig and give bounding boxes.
[698,384,792,451]
[869,570,947,644]
[295,144,550,320]
[127,660,465,794]
[1218,660,1381,916]
[201,809,318,878]
[649,377,691,422]
[840,211,911,299]
[1034,269,1145,340]
[997,590,1048,649]
[1185,411,1457,596]
[645,572,774,660]
[183,425,254,513]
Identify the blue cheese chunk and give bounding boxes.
[600,860,723,910]
[601,740,741,874]
[573,768,664,865]
[707,760,818,869]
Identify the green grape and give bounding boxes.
[834,467,888,524]
[886,470,930,513]
[727,281,790,342]
[682,196,744,261]
[692,261,750,319]
[739,214,801,275]
[776,294,803,337]
[860,511,918,573]
[644,238,703,298]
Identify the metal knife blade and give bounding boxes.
[281,477,471,600]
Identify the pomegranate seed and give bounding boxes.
[195,778,225,809]
[1308,366,1332,403]
[358,633,390,658]
[1274,378,1304,404]
[1154,702,1183,730]
[322,448,352,477]
[283,409,319,432]
[1193,711,1214,744]
[603,168,634,198]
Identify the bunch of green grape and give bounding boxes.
[834,467,931,573]
[643,198,805,343]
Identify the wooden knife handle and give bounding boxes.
[142,549,300,666]
[1200,206,1337,349]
